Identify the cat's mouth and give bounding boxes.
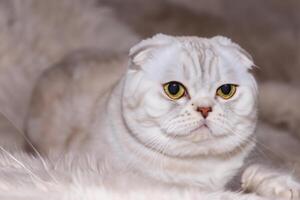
[162,120,226,143]
[174,123,213,143]
[190,121,212,133]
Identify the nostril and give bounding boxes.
[197,107,212,118]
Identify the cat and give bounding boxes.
[25,34,300,199]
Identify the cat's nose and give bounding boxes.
[196,107,212,118]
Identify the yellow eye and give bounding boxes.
[163,81,186,100]
[216,84,237,99]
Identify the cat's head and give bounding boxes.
[122,34,257,158]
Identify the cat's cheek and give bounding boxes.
[143,91,173,118]
[234,87,257,116]
[206,106,228,136]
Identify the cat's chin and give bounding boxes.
[166,124,228,144]
[176,125,213,143]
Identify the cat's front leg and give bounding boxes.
[242,164,300,199]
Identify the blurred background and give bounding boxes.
[0,0,299,173]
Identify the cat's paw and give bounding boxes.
[242,164,300,200]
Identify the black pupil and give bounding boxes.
[168,82,180,95]
[220,84,231,95]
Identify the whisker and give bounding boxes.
[0,145,45,184]
[215,118,297,164]
[123,134,162,170]
[160,137,171,170]
[210,121,258,156]
[0,111,58,183]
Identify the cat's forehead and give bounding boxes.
[177,36,212,49]
[176,36,244,74]
[146,39,245,84]
[130,34,254,88]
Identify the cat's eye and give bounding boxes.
[216,84,237,100]
[163,81,186,100]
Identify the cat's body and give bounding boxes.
[25,50,126,155]
[25,35,300,199]
[26,49,246,191]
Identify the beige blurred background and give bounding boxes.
[0,0,299,174]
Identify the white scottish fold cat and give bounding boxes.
[25,34,300,199]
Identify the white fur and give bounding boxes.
[23,34,300,199]
[242,164,300,199]
[27,34,257,191]
[0,152,267,200]
[97,34,257,189]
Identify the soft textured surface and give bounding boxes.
[24,34,260,195]
[0,151,267,200]
[0,0,300,199]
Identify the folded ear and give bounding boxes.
[212,36,255,70]
[129,34,174,69]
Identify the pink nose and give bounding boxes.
[197,107,212,118]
